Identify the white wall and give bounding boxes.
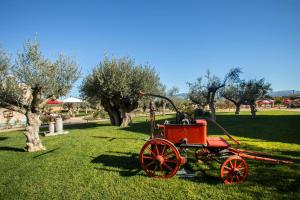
[0,108,26,129]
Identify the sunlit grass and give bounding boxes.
[0,110,299,199]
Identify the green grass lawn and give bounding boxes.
[0,110,299,199]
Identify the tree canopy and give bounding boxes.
[221,82,246,114]
[187,68,241,120]
[222,78,272,117]
[243,78,272,118]
[81,56,161,127]
[0,39,80,151]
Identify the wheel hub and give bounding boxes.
[230,168,241,176]
[156,155,164,164]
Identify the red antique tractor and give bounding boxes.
[138,92,292,184]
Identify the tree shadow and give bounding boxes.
[235,143,300,163]
[90,151,299,189]
[64,122,111,130]
[124,114,300,144]
[183,155,300,189]
[241,162,300,194]
[0,146,24,152]
[210,114,300,145]
[91,153,141,177]
[0,137,8,141]
[33,147,60,158]
[91,136,146,142]
[120,117,174,135]
[90,152,229,184]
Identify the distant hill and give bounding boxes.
[268,90,300,97]
[173,91,300,99]
[175,93,188,99]
[174,91,300,99]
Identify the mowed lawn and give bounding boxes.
[0,110,300,199]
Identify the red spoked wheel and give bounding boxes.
[220,156,248,184]
[139,138,181,178]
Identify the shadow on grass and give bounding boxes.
[0,146,24,152]
[237,143,300,163]
[90,152,299,189]
[64,122,111,130]
[120,117,174,135]
[0,137,8,141]
[91,153,141,177]
[90,153,231,185]
[91,136,146,142]
[123,114,300,144]
[244,162,300,194]
[33,147,60,158]
[210,114,300,145]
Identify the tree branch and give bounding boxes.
[0,102,27,114]
[223,96,238,105]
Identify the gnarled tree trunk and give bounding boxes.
[208,101,216,121]
[24,112,45,152]
[120,110,132,127]
[101,95,138,127]
[109,109,122,126]
[250,104,257,118]
[235,103,241,115]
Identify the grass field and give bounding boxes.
[0,110,299,199]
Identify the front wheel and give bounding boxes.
[139,138,181,178]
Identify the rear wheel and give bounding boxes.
[220,156,248,184]
[139,138,181,178]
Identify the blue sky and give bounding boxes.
[1,0,300,96]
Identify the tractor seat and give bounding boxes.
[207,137,230,148]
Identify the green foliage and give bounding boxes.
[164,86,182,111]
[222,79,272,104]
[177,100,195,115]
[0,45,10,79]
[0,46,24,109]
[14,40,80,98]
[81,56,160,102]
[81,56,161,126]
[274,96,284,105]
[221,83,245,105]
[167,86,179,97]
[187,68,242,107]
[242,78,272,104]
[0,39,80,113]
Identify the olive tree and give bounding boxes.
[222,78,272,118]
[166,86,179,110]
[158,84,167,115]
[0,40,80,152]
[221,83,246,114]
[187,68,241,121]
[243,79,271,118]
[80,56,160,127]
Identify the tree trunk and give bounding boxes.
[120,110,132,127]
[108,109,122,126]
[250,104,257,119]
[235,104,241,115]
[208,102,216,121]
[24,112,46,152]
[162,102,167,115]
[102,96,137,127]
[101,98,121,126]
